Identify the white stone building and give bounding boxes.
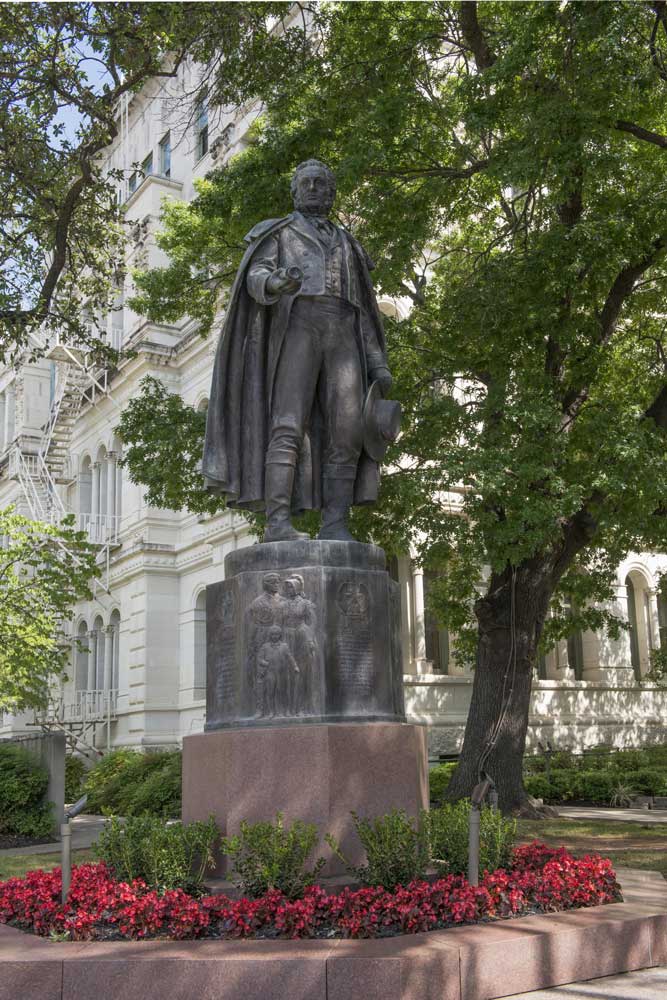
[1,60,665,758]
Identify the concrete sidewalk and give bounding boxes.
[0,815,108,856]
[557,806,667,824]
[502,967,667,999]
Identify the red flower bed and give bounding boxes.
[0,842,621,942]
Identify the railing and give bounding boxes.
[39,689,118,725]
[78,513,121,545]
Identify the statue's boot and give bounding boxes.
[318,476,355,542]
[263,462,309,543]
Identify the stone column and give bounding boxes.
[4,385,15,448]
[106,453,117,539]
[103,626,114,691]
[411,565,429,673]
[0,393,5,453]
[90,462,100,541]
[86,630,96,690]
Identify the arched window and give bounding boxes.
[657,581,667,650]
[194,590,207,690]
[109,609,121,690]
[563,596,584,681]
[75,621,89,691]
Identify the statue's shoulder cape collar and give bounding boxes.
[243,215,293,244]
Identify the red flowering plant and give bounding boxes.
[0,842,622,942]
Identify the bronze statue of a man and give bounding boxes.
[202,159,399,542]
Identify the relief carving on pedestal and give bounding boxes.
[246,572,320,719]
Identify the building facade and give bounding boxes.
[1,57,666,757]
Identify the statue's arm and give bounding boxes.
[360,309,392,392]
[246,234,281,305]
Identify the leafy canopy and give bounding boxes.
[122,1,667,656]
[0,507,98,711]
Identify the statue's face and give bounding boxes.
[292,165,334,216]
[284,580,296,598]
[263,574,281,594]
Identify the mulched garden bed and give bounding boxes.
[0,834,58,850]
[0,842,622,942]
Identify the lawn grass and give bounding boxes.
[517,817,667,878]
[0,849,95,881]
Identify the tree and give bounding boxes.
[0,1,294,362]
[0,507,99,712]
[121,1,667,812]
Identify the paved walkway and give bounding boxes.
[503,967,667,999]
[0,815,108,856]
[557,806,667,825]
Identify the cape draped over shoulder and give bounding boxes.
[202,213,385,513]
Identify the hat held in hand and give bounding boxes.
[363,381,402,462]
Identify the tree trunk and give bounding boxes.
[445,560,555,815]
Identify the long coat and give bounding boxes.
[202,213,387,513]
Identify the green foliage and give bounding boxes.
[117,376,223,516]
[221,812,326,900]
[126,1,667,677]
[0,2,291,359]
[94,814,218,895]
[0,744,53,838]
[83,749,181,817]
[428,762,457,804]
[525,762,667,804]
[325,810,429,889]
[426,801,517,877]
[0,508,98,712]
[64,756,87,802]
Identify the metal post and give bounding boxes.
[61,820,71,904]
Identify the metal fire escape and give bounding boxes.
[11,328,123,757]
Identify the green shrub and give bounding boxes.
[425,801,516,876]
[94,814,217,895]
[621,768,667,796]
[0,743,53,838]
[65,755,86,802]
[428,762,457,803]
[524,774,556,802]
[221,812,325,899]
[84,749,181,817]
[572,770,618,804]
[326,810,429,889]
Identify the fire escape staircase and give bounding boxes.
[9,331,124,756]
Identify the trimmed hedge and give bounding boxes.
[525,766,667,805]
[84,749,181,817]
[428,762,457,803]
[0,743,53,838]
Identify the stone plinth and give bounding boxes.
[206,540,404,730]
[182,722,428,876]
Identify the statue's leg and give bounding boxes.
[264,308,321,543]
[317,301,363,541]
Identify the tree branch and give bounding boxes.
[615,119,667,148]
[367,159,489,180]
[459,1,496,71]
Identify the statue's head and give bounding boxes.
[290,159,336,216]
[283,578,297,599]
[263,573,281,594]
[268,625,282,643]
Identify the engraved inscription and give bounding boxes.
[214,588,236,716]
[336,581,373,701]
[245,572,321,718]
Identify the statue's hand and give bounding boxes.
[369,366,393,396]
[266,266,303,296]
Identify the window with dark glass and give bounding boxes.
[563,595,584,681]
[625,576,642,680]
[159,132,171,177]
[424,570,449,673]
[195,100,208,160]
[141,152,153,178]
[657,581,667,649]
[128,172,137,195]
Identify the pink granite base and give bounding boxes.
[181,722,429,876]
[0,870,664,1000]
